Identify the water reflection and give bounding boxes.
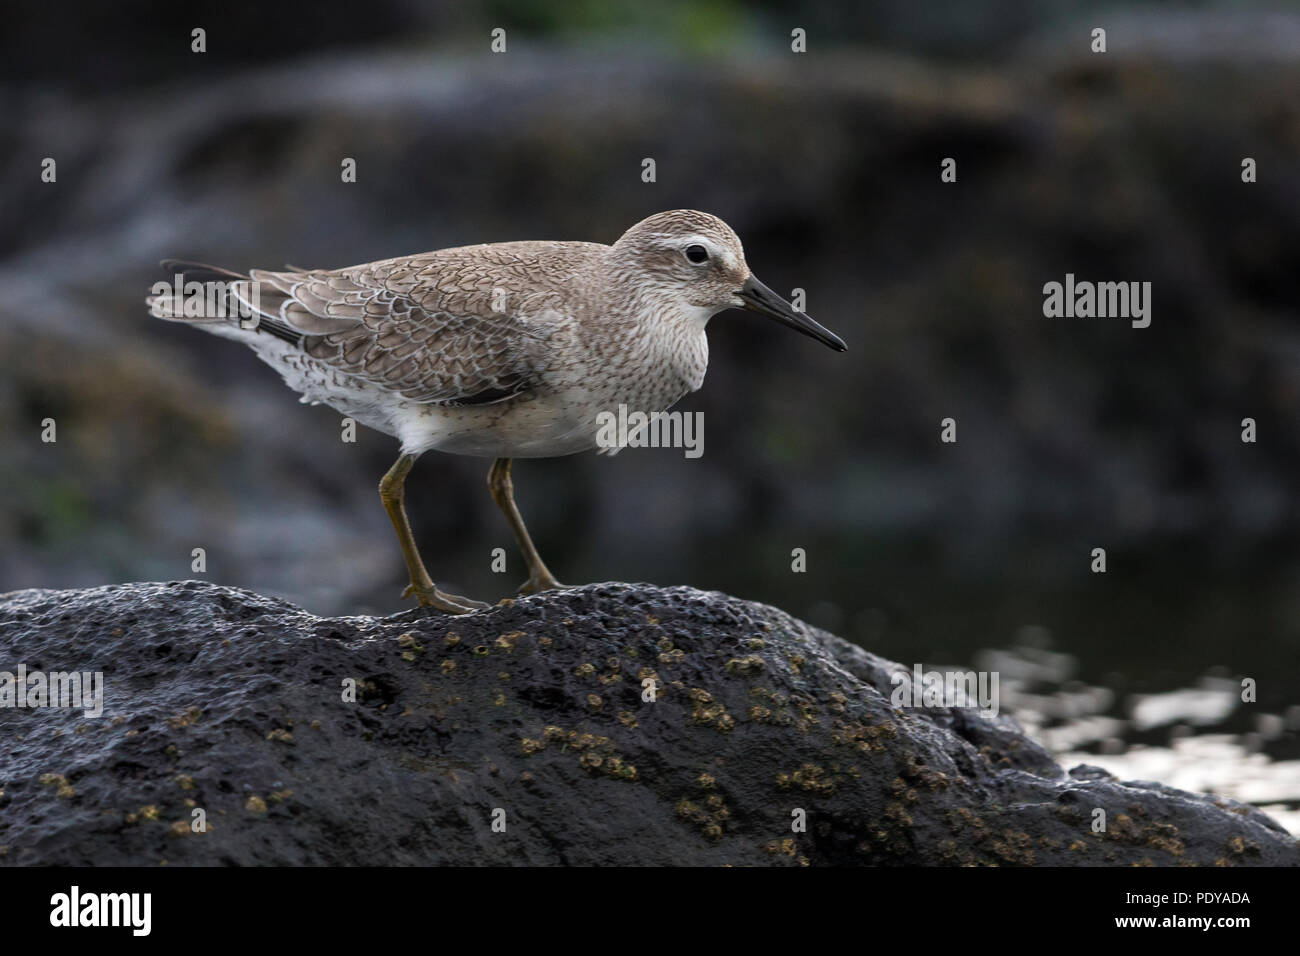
[975,643,1300,836]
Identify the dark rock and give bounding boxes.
[0,581,1294,866]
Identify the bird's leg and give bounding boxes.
[487,457,568,594]
[379,453,486,613]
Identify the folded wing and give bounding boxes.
[235,256,553,406]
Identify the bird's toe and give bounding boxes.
[402,582,485,614]
[517,575,571,596]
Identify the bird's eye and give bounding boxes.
[685,244,709,264]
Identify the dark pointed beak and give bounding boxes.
[736,276,847,352]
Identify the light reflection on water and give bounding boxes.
[977,644,1300,836]
[1053,738,1300,837]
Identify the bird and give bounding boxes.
[147,209,847,614]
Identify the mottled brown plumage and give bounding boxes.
[252,244,600,406]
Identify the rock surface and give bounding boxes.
[0,581,1294,866]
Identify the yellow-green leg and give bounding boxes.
[379,453,486,613]
[488,457,568,594]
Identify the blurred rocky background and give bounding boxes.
[2,1,1298,827]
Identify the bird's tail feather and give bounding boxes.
[147,260,304,345]
[147,260,254,324]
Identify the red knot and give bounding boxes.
[148,209,846,613]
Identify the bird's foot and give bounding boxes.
[516,572,571,596]
[402,582,488,614]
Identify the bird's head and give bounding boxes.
[610,209,847,352]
